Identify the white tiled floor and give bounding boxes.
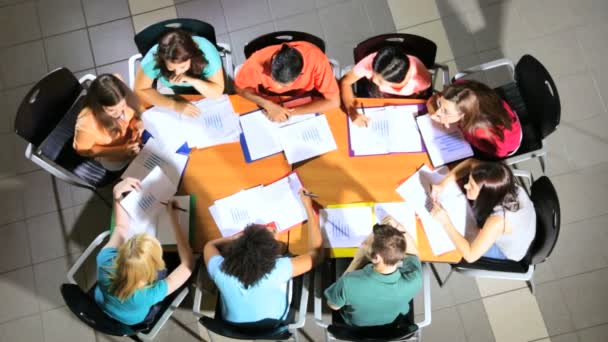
[0,0,607,341]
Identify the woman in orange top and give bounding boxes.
[73,74,144,171]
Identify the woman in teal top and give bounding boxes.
[134,29,224,117]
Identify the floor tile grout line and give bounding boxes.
[78,0,98,72]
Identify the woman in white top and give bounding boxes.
[430,159,536,262]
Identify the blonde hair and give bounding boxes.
[109,233,165,301]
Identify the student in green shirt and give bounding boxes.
[324,216,422,327]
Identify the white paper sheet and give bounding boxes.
[262,173,307,231]
[211,186,273,236]
[374,202,417,241]
[142,107,189,152]
[395,165,475,255]
[349,106,422,155]
[239,110,283,161]
[121,137,188,186]
[319,206,374,248]
[416,114,474,167]
[279,114,337,164]
[121,166,177,235]
[155,195,190,245]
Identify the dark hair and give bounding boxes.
[154,29,208,80]
[220,224,283,288]
[371,46,410,83]
[443,80,513,141]
[84,74,141,137]
[270,44,303,84]
[370,224,406,266]
[469,162,520,226]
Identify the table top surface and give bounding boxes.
[177,95,462,263]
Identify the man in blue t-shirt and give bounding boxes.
[324,217,422,327]
[134,29,225,116]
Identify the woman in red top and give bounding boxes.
[427,80,522,158]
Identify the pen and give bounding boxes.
[359,102,366,116]
[303,191,319,198]
[160,202,187,212]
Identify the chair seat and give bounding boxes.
[455,257,530,273]
[327,314,418,342]
[200,316,292,340]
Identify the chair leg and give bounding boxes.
[94,189,112,208]
[430,263,452,288]
[527,279,536,295]
[539,155,547,174]
[293,330,300,342]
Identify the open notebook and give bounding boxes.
[416,114,473,167]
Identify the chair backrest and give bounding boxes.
[60,284,141,337]
[327,314,418,342]
[515,54,561,139]
[353,33,437,68]
[134,18,217,55]
[14,68,82,147]
[528,176,561,265]
[244,31,325,59]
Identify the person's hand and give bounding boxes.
[381,215,406,232]
[133,120,144,137]
[426,93,440,114]
[169,74,194,85]
[125,142,141,157]
[113,177,141,200]
[299,187,314,209]
[347,106,370,128]
[430,112,451,129]
[173,101,201,117]
[263,102,292,122]
[430,203,450,225]
[430,183,445,203]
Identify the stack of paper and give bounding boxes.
[416,114,473,167]
[240,112,337,164]
[122,137,188,186]
[209,173,308,237]
[142,95,241,152]
[348,105,423,156]
[395,165,476,255]
[319,202,417,249]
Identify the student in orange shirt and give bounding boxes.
[235,42,340,122]
[73,74,144,171]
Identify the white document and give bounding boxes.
[416,114,474,167]
[279,114,337,164]
[320,206,374,248]
[349,106,422,155]
[374,202,417,241]
[142,106,189,152]
[262,173,307,231]
[121,166,177,234]
[211,186,273,236]
[155,195,190,245]
[395,165,475,255]
[121,137,188,186]
[239,110,317,161]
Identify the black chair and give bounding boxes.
[194,271,310,341]
[61,231,190,341]
[237,30,341,80]
[432,176,561,294]
[351,33,450,98]
[314,259,432,342]
[453,54,561,173]
[127,18,234,89]
[14,68,115,203]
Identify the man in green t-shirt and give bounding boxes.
[324,217,422,327]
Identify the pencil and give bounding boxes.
[303,191,319,198]
[160,202,187,212]
[359,102,366,116]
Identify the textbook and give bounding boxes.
[348,105,424,156]
[319,202,416,249]
[416,114,474,167]
[395,165,476,255]
[209,172,308,236]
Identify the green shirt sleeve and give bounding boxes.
[324,277,348,308]
[140,44,161,80]
[399,255,423,283]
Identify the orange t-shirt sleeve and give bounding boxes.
[73,124,97,153]
[311,51,339,99]
[235,57,263,91]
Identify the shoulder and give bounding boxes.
[141,44,161,75]
[96,247,118,266]
[296,41,328,62]
[400,256,422,275]
[193,36,219,55]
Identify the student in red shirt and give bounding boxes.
[341,46,432,127]
[235,42,340,122]
[427,80,522,158]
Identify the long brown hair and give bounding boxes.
[443,80,512,141]
[154,29,208,80]
[469,162,520,226]
[85,74,141,137]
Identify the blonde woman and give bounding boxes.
[94,178,194,325]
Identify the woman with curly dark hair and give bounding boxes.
[134,29,225,116]
[430,159,536,262]
[203,188,323,323]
